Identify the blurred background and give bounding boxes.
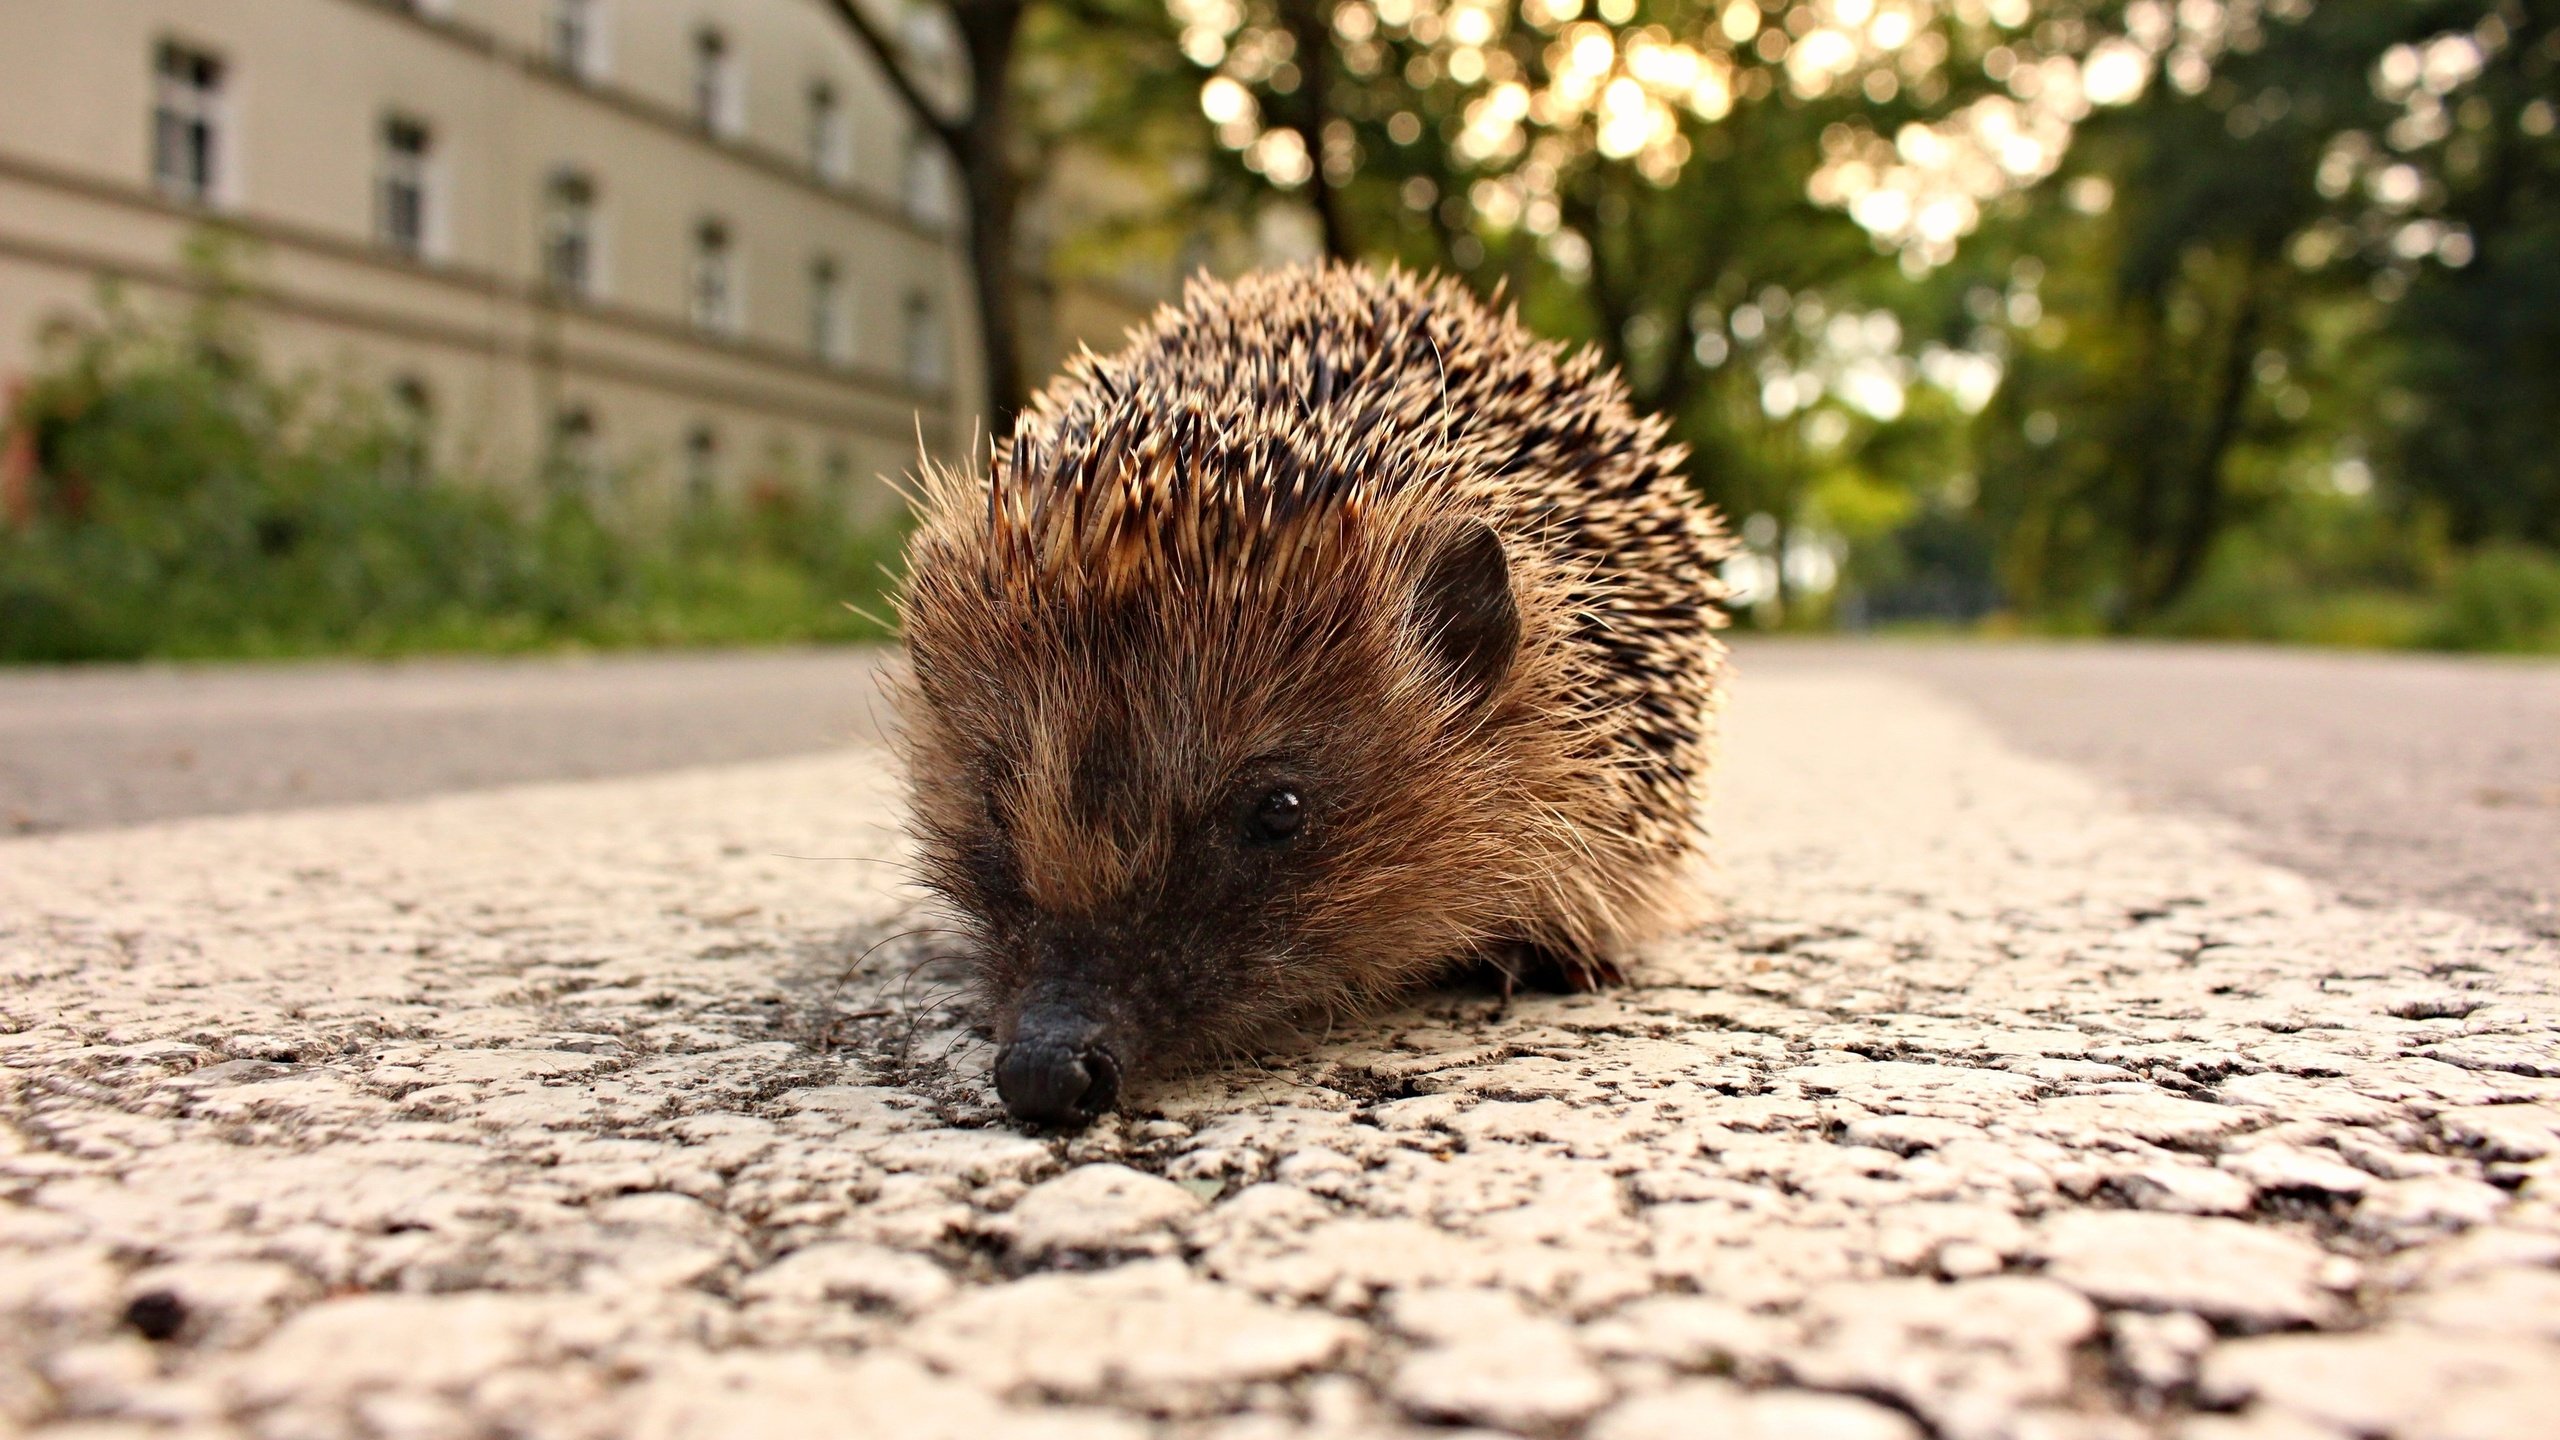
[2,0,2557,663]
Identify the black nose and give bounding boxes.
[994,1005,1122,1127]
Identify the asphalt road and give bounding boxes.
[14,660,2554,1438]
[3,639,2552,935]
[1746,640,2560,938]
[0,647,896,836]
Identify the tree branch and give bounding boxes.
[820,0,966,157]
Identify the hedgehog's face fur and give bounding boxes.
[899,473,1588,1126]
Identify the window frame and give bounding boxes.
[376,113,436,259]
[689,217,740,336]
[150,39,226,206]
[548,0,606,81]
[692,26,742,139]
[542,167,601,299]
[902,287,946,391]
[385,374,434,486]
[809,254,848,366]
[548,403,602,488]
[682,423,721,503]
[901,125,952,228]
[807,77,851,184]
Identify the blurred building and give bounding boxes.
[0,0,1143,511]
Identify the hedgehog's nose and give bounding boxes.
[995,1004,1122,1128]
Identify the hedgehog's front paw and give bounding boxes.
[1476,943,1626,997]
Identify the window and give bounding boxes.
[810,255,847,366]
[549,405,600,486]
[386,376,433,486]
[548,0,604,79]
[377,115,434,258]
[553,406,598,453]
[692,27,740,138]
[683,424,720,503]
[542,169,599,297]
[151,41,225,204]
[808,79,850,183]
[821,445,853,504]
[689,218,737,334]
[902,127,952,227]
[903,287,945,389]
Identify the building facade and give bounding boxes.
[0,0,1090,516]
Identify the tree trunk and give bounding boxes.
[822,0,1029,439]
[1276,0,1354,261]
[2153,287,2262,613]
[2139,261,2268,620]
[2463,2,2547,273]
[1564,184,1640,393]
[951,0,1030,435]
[2111,306,2170,633]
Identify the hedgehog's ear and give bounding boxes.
[1411,517,1519,710]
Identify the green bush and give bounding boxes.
[1,269,903,663]
[2134,491,2560,655]
[2425,544,2560,653]
[2149,525,2436,651]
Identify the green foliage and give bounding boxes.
[1845,503,2005,627]
[1127,0,2560,650]
[2032,491,2560,654]
[2149,541,2435,650]
[0,275,901,664]
[1958,0,2560,643]
[2365,7,2560,549]
[2426,544,2560,653]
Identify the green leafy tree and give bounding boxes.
[1960,1,2557,624]
[1063,0,2560,636]
[1165,6,2036,596]
[2357,3,2560,547]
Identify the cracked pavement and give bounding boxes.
[3,664,2556,1439]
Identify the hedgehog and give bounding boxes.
[894,264,1732,1127]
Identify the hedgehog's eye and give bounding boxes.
[1245,787,1305,847]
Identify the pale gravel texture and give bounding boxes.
[3,669,2556,1439]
